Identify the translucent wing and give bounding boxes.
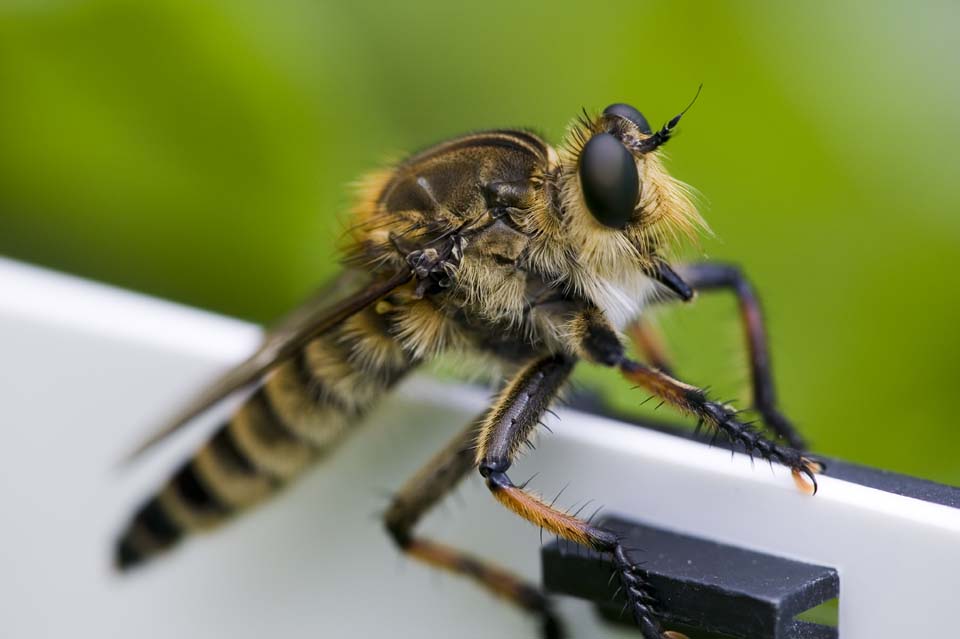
[123,267,412,464]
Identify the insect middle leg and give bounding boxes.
[571,308,820,492]
[383,417,564,639]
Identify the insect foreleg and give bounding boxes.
[475,354,686,639]
[675,262,805,449]
[384,418,564,639]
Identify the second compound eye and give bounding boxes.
[578,133,640,229]
[603,103,652,135]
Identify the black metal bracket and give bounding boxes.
[542,516,839,639]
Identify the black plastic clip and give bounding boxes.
[542,516,839,638]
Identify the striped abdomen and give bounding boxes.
[115,303,415,570]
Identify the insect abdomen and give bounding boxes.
[115,305,415,570]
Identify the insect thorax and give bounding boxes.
[346,125,692,364]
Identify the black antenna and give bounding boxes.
[633,83,703,154]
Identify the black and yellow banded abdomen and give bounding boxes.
[115,305,415,570]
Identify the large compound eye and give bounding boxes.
[603,103,652,135]
[578,133,640,229]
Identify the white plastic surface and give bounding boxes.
[0,256,957,639]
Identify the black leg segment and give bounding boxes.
[677,262,806,449]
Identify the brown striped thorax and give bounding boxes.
[350,100,705,358]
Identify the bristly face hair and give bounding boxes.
[547,93,706,296]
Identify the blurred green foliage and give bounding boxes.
[1,1,958,483]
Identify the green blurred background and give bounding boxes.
[1,1,958,483]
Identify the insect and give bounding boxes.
[116,94,821,639]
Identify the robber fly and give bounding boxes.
[117,94,820,639]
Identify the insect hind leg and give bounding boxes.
[383,418,564,639]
